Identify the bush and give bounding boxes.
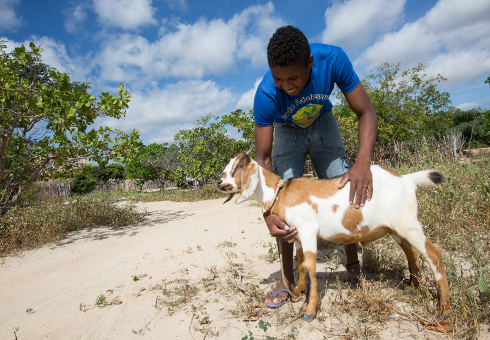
[72,173,97,195]
[90,163,126,182]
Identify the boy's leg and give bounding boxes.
[265,123,307,306]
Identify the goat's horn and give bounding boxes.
[223,193,235,204]
[245,146,254,156]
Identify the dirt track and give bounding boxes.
[1,199,488,339]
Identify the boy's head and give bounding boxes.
[267,26,313,97]
[267,25,311,68]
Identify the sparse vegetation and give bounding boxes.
[0,196,145,255]
[265,242,279,262]
[95,293,106,306]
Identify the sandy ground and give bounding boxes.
[1,199,488,340]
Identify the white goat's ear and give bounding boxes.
[235,163,259,204]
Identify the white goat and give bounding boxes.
[217,151,450,321]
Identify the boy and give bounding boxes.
[254,26,378,307]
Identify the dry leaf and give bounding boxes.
[419,320,454,334]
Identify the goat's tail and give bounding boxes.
[403,170,444,187]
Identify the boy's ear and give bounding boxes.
[236,163,259,204]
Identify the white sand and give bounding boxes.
[1,199,487,339]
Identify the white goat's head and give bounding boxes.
[217,148,258,204]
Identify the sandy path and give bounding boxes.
[1,199,487,339]
[1,199,275,339]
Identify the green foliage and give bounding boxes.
[95,293,106,306]
[125,143,167,184]
[89,161,126,182]
[220,109,255,156]
[72,173,97,195]
[334,63,454,161]
[485,76,490,85]
[173,113,238,189]
[451,108,490,147]
[0,41,142,213]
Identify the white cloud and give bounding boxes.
[456,101,480,110]
[64,4,88,33]
[357,0,490,86]
[0,0,22,32]
[322,0,406,47]
[161,0,187,11]
[95,2,284,80]
[98,80,234,142]
[93,0,158,30]
[236,78,262,110]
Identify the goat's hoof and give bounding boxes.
[303,314,315,322]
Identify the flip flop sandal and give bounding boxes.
[264,289,290,308]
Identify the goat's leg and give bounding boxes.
[299,251,319,321]
[404,229,450,312]
[292,240,306,297]
[423,238,450,312]
[397,236,422,287]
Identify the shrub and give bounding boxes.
[72,173,97,195]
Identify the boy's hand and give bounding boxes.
[264,213,297,241]
[338,161,373,209]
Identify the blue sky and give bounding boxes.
[1,0,489,145]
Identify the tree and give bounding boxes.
[485,76,490,85]
[0,41,142,213]
[90,161,126,182]
[173,113,237,189]
[451,108,490,148]
[125,143,168,186]
[144,143,186,187]
[220,109,255,156]
[333,63,454,161]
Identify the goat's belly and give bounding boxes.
[284,203,357,251]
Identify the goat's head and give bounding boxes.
[217,148,259,204]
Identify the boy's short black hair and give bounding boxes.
[267,26,310,68]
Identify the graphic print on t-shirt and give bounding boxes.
[292,103,323,128]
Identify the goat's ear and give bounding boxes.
[235,163,259,204]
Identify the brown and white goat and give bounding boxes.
[217,152,450,321]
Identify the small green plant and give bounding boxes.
[95,293,106,306]
[132,275,139,281]
[186,247,193,254]
[79,303,86,311]
[242,330,255,340]
[26,308,33,314]
[219,240,236,248]
[197,245,202,251]
[13,327,19,340]
[242,320,275,340]
[106,289,114,295]
[266,242,279,262]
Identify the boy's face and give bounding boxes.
[270,55,313,97]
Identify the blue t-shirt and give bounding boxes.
[254,44,359,128]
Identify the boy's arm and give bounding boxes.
[338,83,378,208]
[255,124,298,241]
[255,124,274,171]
